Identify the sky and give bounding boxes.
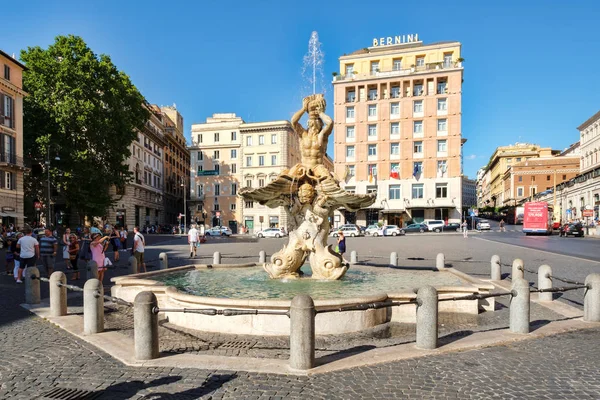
[3,0,600,178]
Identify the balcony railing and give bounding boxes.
[333,61,463,83]
[0,151,23,167]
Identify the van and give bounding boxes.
[424,220,445,232]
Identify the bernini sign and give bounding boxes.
[372,34,420,47]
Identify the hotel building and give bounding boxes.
[0,50,27,227]
[332,36,465,226]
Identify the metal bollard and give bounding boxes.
[390,252,398,267]
[512,259,524,280]
[159,252,168,270]
[416,286,438,350]
[25,267,41,305]
[436,253,445,270]
[350,250,358,265]
[49,271,67,317]
[289,294,315,370]
[213,251,221,265]
[134,291,159,360]
[510,278,530,334]
[83,279,104,334]
[538,265,553,302]
[129,256,138,275]
[87,260,99,280]
[491,255,501,280]
[584,273,600,322]
[259,250,266,264]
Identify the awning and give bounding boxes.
[406,205,457,209]
[380,209,407,214]
[0,212,25,219]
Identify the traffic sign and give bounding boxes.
[583,209,594,217]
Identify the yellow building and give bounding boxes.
[0,50,27,227]
[333,35,464,225]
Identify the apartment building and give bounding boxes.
[108,103,165,228]
[189,113,244,232]
[462,176,477,213]
[0,50,26,227]
[161,105,190,225]
[332,36,464,225]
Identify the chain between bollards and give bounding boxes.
[153,307,290,316]
[316,300,418,314]
[438,291,513,302]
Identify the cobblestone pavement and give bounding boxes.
[1,236,600,398]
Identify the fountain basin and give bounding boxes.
[111,264,494,335]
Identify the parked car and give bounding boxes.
[400,223,428,234]
[441,222,462,232]
[330,226,363,237]
[256,228,287,238]
[476,220,491,230]
[559,222,584,237]
[424,220,446,232]
[373,225,403,236]
[365,224,380,236]
[205,226,232,236]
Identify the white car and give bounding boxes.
[365,224,380,236]
[256,228,287,238]
[425,220,446,232]
[205,226,232,236]
[477,220,491,230]
[373,225,403,236]
[330,226,362,237]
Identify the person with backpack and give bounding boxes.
[133,226,146,273]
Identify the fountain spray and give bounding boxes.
[302,31,325,95]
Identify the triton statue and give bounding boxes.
[239,94,376,279]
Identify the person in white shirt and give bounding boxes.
[133,226,146,273]
[188,224,200,258]
[16,228,40,283]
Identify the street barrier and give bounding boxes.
[350,250,358,265]
[259,250,266,264]
[159,252,168,270]
[490,255,501,280]
[390,252,398,267]
[49,271,67,317]
[213,251,221,265]
[436,253,445,270]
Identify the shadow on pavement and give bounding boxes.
[315,344,376,366]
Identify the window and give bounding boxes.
[198,134,203,143]
[347,165,355,177]
[345,186,356,194]
[346,145,355,158]
[259,178,265,187]
[413,141,423,153]
[246,179,252,188]
[437,81,447,94]
[231,131,237,141]
[437,119,447,132]
[437,98,447,111]
[246,156,252,166]
[414,121,423,134]
[368,104,377,117]
[259,135,265,145]
[437,160,447,173]
[345,64,354,75]
[231,149,237,159]
[416,56,425,67]
[3,65,10,80]
[506,158,512,163]
[443,53,453,68]
[346,106,355,119]
[246,136,253,146]
[346,90,356,102]
[563,174,567,180]
[368,164,377,178]
[230,203,237,211]
[532,176,535,182]
[413,100,423,113]
[259,155,265,166]
[2,171,13,190]
[197,165,204,173]
[215,184,220,196]
[390,142,400,155]
[516,157,522,162]
[346,126,355,139]
[214,132,220,142]
[517,187,524,197]
[389,184,401,200]
[412,184,424,199]
[392,58,402,71]
[271,155,277,165]
[245,201,254,208]
[231,184,237,195]
[368,124,377,138]
[391,86,400,98]
[518,176,523,182]
[370,61,379,73]
[437,140,447,152]
[413,161,423,175]
[368,88,377,100]
[271,134,277,144]
[390,102,400,116]
[231,163,237,173]
[2,95,14,128]
[213,150,220,159]
[368,144,377,156]
[367,185,378,194]
[547,175,551,181]
[531,187,537,196]
[214,164,220,174]
[214,203,220,211]
[436,183,448,198]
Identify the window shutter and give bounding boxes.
[0,94,4,118]
[11,172,16,190]
[0,171,5,189]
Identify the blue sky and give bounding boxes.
[3,0,600,178]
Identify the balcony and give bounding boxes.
[333,61,463,83]
[0,152,24,168]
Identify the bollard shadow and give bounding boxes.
[100,376,183,399]
[315,344,376,366]
[501,273,510,280]
[530,319,552,332]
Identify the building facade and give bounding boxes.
[0,50,26,228]
[107,103,165,228]
[161,105,190,225]
[332,37,464,226]
[461,176,477,213]
[239,120,302,233]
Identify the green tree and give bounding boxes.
[22,35,148,222]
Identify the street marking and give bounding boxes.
[473,236,600,264]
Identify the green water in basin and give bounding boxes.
[153,265,465,300]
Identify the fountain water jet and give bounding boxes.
[302,31,325,95]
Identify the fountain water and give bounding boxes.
[302,31,325,95]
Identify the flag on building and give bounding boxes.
[413,164,420,177]
[390,165,399,179]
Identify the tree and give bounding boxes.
[21,35,149,222]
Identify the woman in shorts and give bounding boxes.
[68,234,80,280]
[109,227,121,262]
[90,233,109,282]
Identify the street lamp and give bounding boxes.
[45,145,60,228]
[181,178,187,235]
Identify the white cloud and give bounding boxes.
[465,154,477,160]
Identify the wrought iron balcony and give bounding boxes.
[0,151,24,168]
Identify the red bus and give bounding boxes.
[523,202,553,235]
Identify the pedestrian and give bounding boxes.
[336,231,346,257]
[5,236,14,275]
[68,234,80,280]
[132,226,146,273]
[39,228,58,277]
[499,219,505,232]
[120,226,128,252]
[12,232,23,281]
[62,228,72,269]
[462,220,468,238]
[109,227,121,262]
[188,224,200,258]
[90,233,109,282]
[16,228,39,284]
